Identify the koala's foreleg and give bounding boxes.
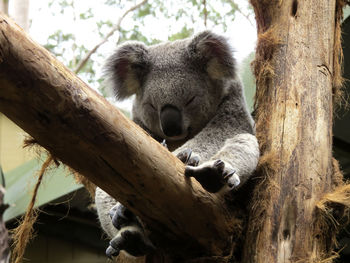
[180,133,259,193]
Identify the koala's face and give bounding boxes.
[133,51,224,141]
[104,31,236,141]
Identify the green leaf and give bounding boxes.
[168,26,194,41]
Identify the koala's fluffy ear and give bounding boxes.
[188,31,236,80]
[104,42,149,100]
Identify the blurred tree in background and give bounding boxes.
[36,0,254,98]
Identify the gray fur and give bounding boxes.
[96,31,260,257]
[95,187,119,239]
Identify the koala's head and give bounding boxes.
[104,31,236,142]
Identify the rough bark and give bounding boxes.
[0,14,236,259]
[243,0,340,262]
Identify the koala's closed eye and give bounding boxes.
[145,102,156,111]
[185,96,196,107]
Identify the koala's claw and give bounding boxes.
[185,159,239,193]
[176,148,200,166]
[227,173,240,188]
[109,203,137,230]
[106,245,120,259]
[108,229,155,258]
[213,160,225,173]
[161,139,168,149]
[223,169,240,188]
[176,148,192,163]
[187,155,200,167]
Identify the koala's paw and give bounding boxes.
[185,160,240,193]
[106,226,155,258]
[109,203,138,230]
[176,148,200,167]
[106,204,155,258]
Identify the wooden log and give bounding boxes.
[0,14,235,256]
[243,0,340,262]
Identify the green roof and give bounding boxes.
[345,6,350,21]
[3,157,82,222]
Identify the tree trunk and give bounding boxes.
[242,0,344,262]
[0,14,237,260]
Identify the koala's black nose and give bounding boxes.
[160,105,183,137]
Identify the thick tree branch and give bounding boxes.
[74,0,148,74]
[0,14,234,256]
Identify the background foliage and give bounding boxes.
[30,0,255,105]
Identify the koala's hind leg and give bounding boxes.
[107,203,155,258]
[95,188,155,258]
[109,203,137,230]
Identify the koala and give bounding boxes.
[95,31,260,259]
